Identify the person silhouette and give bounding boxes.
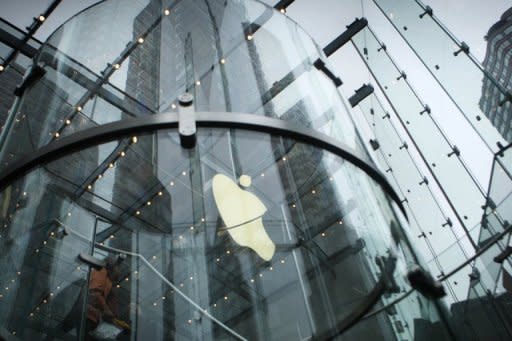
[212,174,275,261]
[44,255,129,340]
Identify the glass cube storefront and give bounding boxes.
[0,0,453,339]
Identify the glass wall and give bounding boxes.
[352,26,486,232]
[0,129,451,340]
[356,93,474,304]
[0,0,369,172]
[0,0,454,340]
[371,0,509,152]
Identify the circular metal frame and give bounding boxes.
[0,112,406,217]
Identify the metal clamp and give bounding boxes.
[369,139,380,151]
[349,84,374,107]
[419,105,431,115]
[447,145,460,157]
[453,42,470,56]
[178,93,196,149]
[313,59,343,87]
[419,5,433,18]
[396,71,406,81]
[442,218,453,228]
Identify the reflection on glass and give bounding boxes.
[0,0,368,173]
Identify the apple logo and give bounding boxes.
[212,174,275,261]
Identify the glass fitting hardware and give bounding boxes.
[323,17,368,57]
[369,139,380,151]
[419,105,431,115]
[377,43,386,52]
[453,42,470,56]
[493,246,512,264]
[496,142,511,157]
[447,146,460,157]
[349,84,374,107]
[418,5,433,19]
[313,59,342,87]
[396,72,406,81]
[498,92,512,107]
[419,176,429,186]
[442,218,453,228]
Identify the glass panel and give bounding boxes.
[372,0,509,151]
[426,226,479,306]
[455,279,512,340]
[0,19,29,41]
[460,224,512,339]
[355,93,481,304]
[358,95,459,255]
[0,170,94,339]
[0,1,55,32]
[0,0,366,173]
[352,27,486,233]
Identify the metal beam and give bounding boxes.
[314,59,343,87]
[0,0,62,69]
[323,18,368,57]
[0,25,39,58]
[0,112,407,218]
[274,0,295,11]
[38,49,154,117]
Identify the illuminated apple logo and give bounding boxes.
[212,174,275,261]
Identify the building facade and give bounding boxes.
[480,7,512,142]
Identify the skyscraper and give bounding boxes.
[480,7,512,142]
